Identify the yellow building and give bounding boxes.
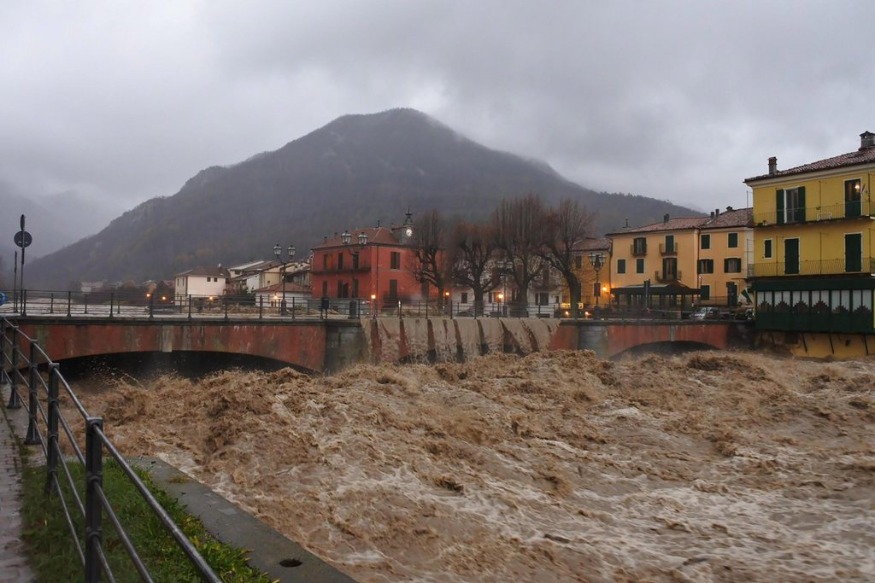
[744,131,875,341]
[606,210,753,313]
[696,208,754,306]
[562,237,612,313]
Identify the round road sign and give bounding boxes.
[14,231,32,248]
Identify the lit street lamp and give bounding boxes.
[588,252,605,315]
[274,243,296,315]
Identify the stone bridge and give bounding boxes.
[4,316,753,372]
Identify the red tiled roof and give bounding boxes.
[313,226,405,249]
[745,144,875,183]
[701,207,753,229]
[573,237,612,252]
[606,216,708,235]
[175,266,230,278]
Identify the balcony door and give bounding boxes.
[845,179,862,218]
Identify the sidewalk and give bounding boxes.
[0,385,36,583]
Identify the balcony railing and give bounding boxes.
[654,270,682,283]
[748,257,875,278]
[753,200,872,226]
[659,242,678,255]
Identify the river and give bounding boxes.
[69,349,874,582]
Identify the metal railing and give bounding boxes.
[747,257,875,278]
[1,318,222,582]
[753,200,872,226]
[0,288,564,320]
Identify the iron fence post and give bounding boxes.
[188,295,192,320]
[0,321,6,387]
[45,363,59,495]
[21,289,26,317]
[85,416,104,583]
[259,295,263,320]
[149,293,154,319]
[67,291,72,317]
[292,297,296,320]
[109,293,114,319]
[84,292,89,314]
[224,296,229,320]
[7,327,21,409]
[24,341,40,444]
[50,293,54,314]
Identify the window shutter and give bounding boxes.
[796,187,806,222]
[776,189,785,225]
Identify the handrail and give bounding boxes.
[1,317,222,582]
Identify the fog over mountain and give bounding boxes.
[27,109,699,289]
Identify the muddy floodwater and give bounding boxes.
[73,350,874,582]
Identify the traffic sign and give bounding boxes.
[14,231,32,248]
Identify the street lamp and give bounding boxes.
[274,243,296,315]
[588,252,605,312]
[341,230,368,317]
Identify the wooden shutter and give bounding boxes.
[776,189,784,225]
[795,187,806,223]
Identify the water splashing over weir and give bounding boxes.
[366,317,558,363]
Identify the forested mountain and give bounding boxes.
[27,108,700,288]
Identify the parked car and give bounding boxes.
[690,307,721,320]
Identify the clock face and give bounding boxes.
[405,228,413,237]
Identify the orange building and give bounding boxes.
[310,216,430,308]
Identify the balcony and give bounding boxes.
[753,200,871,226]
[630,243,647,257]
[659,242,679,256]
[654,270,682,283]
[748,257,875,278]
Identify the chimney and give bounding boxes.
[624,218,629,228]
[715,208,720,217]
[860,131,875,150]
[710,211,715,219]
[768,156,777,176]
[663,213,669,223]
[726,205,733,212]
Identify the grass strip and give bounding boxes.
[20,459,276,582]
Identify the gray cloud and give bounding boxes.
[1,0,872,233]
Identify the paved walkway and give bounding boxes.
[0,385,36,583]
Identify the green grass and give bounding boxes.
[21,459,276,582]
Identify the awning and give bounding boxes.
[611,282,699,296]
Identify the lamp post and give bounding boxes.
[588,252,605,315]
[341,230,368,317]
[273,243,296,315]
[499,259,512,316]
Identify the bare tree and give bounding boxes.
[492,194,550,316]
[539,198,596,319]
[410,209,452,310]
[452,221,500,316]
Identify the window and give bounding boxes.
[700,285,710,300]
[636,258,644,274]
[617,259,626,274]
[724,258,742,273]
[322,254,328,270]
[845,233,862,272]
[461,292,468,304]
[776,187,806,224]
[633,237,647,255]
[662,257,678,279]
[664,234,675,253]
[352,254,359,270]
[728,232,738,248]
[337,253,344,270]
[390,252,401,269]
[352,279,359,298]
[698,259,714,274]
[321,281,328,297]
[575,255,583,269]
[535,292,549,306]
[388,279,399,299]
[700,234,711,249]
[764,239,773,259]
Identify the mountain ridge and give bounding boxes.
[27,108,700,288]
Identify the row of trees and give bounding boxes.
[410,194,596,318]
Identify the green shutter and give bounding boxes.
[796,186,806,223]
[776,189,784,224]
[845,233,862,272]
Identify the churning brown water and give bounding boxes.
[71,350,874,582]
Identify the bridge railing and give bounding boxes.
[0,318,222,582]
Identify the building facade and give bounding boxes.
[174,265,230,303]
[745,131,875,335]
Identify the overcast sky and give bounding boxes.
[2,0,873,224]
